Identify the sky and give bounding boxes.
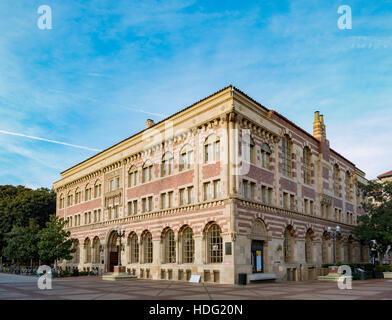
[0,0,391,189]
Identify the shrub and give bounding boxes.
[375,265,392,272]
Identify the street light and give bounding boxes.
[327,225,341,266]
[114,225,126,267]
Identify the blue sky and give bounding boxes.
[0,0,391,188]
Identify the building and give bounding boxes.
[377,170,392,183]
[53,85,369,284]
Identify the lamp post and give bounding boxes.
[114,225,126,267]
[327,225,341,265]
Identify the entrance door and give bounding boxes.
[251,240,264,273]
[109,252,118,272]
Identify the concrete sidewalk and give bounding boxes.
[0,273,391,300]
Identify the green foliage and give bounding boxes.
[353,181,392,258]
[2,219,40,264]
[37,215,76,265]
[0,185,55,257]
[375,265,392,272]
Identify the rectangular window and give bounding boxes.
[168,191,173,208]
[267,187,273,205]
[148,196,153,212]
[261,186,266,203]
[128,201,137,215]
[304,199,309,214]
[179,188,185,206]
[133,201,137,215]
[94,184,101,198]
[204,144,210,163]
[242,180,248,198]
[129,171,137,187]
[213,180,221,199]
[215,140,220,161]
[310,201,314,215]
[161,193,166,209]
[205,140,220,163]
[180,153,187,171]
[188,150,194,167]
[143,165,153,183]
[290,195,295,210]
[188,186,194,204]
[142,198,147,213]
[204,182,212,201]
[143,167,147,182]
[283,192,289,209]
[249,182,255,200]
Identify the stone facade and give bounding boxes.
[54,86,369,284]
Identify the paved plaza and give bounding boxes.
[0,273,391,300]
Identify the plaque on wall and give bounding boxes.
[225,242,232,255]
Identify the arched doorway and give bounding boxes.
[250,219,268,273]
[107,231,119,272]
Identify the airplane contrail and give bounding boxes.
[0,129,102,152]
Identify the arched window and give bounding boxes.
[85,184,92,202]
[333,164,340,196]
[207,224,223,263]
[129,233,139,263]
[164,229,176,263]
[143,231,153,263]
[94,180,102,198]
[67,191,73,207]
[281,135,292,177]
[179,144,194,171]
[128,166,138,187]
[345,171,352,201]
[303,147,311,185]
[161,152,173,177]
[142,160,153,183]
[261,143,271,169]
[204,135,220,163]
[59,194,65,209]
[305,230,313,263]
[75,188,81,204]
[242,134,255,164]
[182,227,194,263]
[92,237,100,264]
[283,226,294,263]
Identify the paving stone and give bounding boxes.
[1,273,392,300]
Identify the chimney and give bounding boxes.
[313,111,326,141]
[145,119,155,128]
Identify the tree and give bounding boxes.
[0,185,55,258]
[37,215,76,266]
[3,219,40,266]
[353,181,392,263]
